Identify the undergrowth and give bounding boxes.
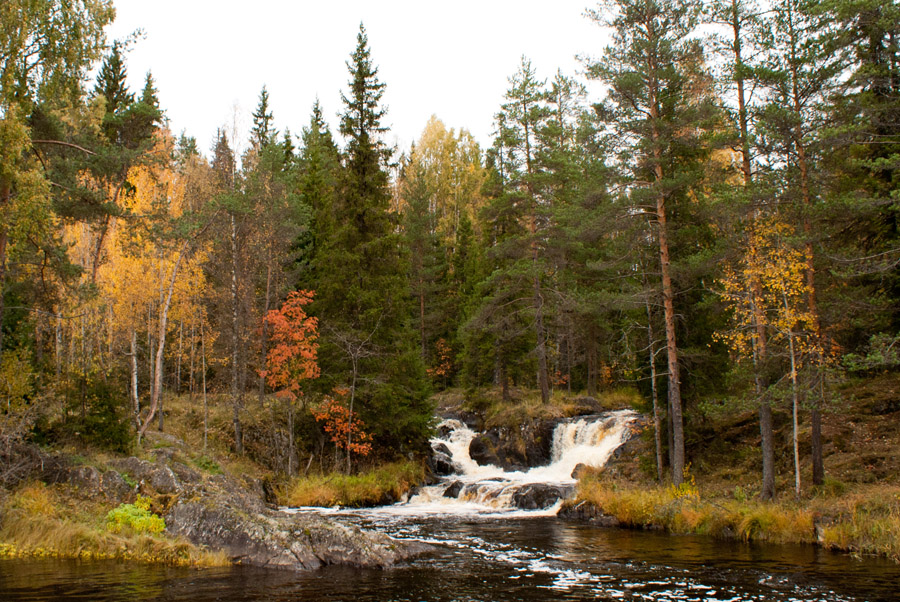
[0,483,225,566]
[284,461,424,507]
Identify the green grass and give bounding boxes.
[283,461,424,507]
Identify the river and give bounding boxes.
[2,512,900,601]
[2,412,898,601]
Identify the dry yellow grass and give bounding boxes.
[0,482,227,566]
[575,477,900,561]
[284,461,424,507]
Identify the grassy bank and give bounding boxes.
[282,461,424,507]
[572,475,900,561]
[0,483,226,566]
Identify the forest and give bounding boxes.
[1,0,899,508]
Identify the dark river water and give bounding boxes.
[2,512,899,601]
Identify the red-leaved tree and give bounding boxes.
[311,387,372,470]
[262,290,319,474]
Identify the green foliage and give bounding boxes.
[60,378,133,453]
[193,455,223,475]
[106,496,165,535]
[843,333,900,373]
[305,24,431,456]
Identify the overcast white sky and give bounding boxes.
[105,1,611,158]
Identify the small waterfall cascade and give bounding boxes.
[407,409,637,513]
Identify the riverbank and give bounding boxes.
[0,389,429,570]
[0,482,226,565]
[555,373,900,562]
[562,476,900,561]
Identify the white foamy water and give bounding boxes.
[402,409,638,512]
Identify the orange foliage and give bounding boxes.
[426,338,453,381]
[262,290,319,400]
[311,388,372,457]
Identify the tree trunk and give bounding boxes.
[176,320,183,394]
[138,242,189,444]
[259,262,272,400]
[653,140,684,486]
[787,0,824,488]
[201,319,208,453]
[189,316,196,400]
[346,358,358,475]
[729,2,777,499]
[419,277,426,359]
[130,328,140,428]
[646,300,664,484]
[646,52,685,484]
[0,179,9,358]
[533,275,550,404]
[788,323,801,498]
[230,213,243,455]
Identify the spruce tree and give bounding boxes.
[250,85,276,150]
[313,24,430,461]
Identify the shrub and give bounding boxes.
[106,496,165,535]
[193,455,222,474]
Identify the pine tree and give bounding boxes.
[585,0,720,485]
[296,100,341,281]
[705,0,779,499]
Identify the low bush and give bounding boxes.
[106,496,165,535]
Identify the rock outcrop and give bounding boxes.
[166,502,427,570]
[557,500,621,527]
[511,483,574,510]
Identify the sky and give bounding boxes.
[105,0,611,159]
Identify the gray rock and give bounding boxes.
[144,431,185,448]
[109,457,182,495]
[110,457,155,481]
[166,502,427,570]
[572,397,603,415]
[511,483,574,510]
[557,500,620,527]
[66,465,102,491]
[571,463,590,480]
[431,442,452,457]
[468,434,502,467]
[148,465,181,494]
[443,481,464,498]
[99,470,133,500]
[169,462,202,484]
[432,452,455,476]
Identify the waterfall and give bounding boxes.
[406,409,637,513]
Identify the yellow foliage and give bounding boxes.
[716,216,823,363]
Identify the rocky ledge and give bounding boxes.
[4,441,426,571]
[167,502,429,570]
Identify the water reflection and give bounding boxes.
[2,516,899,601]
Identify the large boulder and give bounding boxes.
[511,483,574,510]
[427,442,456,477]
[109,457,182,495]
[166,502,427,570]
[468,420,556,471]
[468,434,503,468]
